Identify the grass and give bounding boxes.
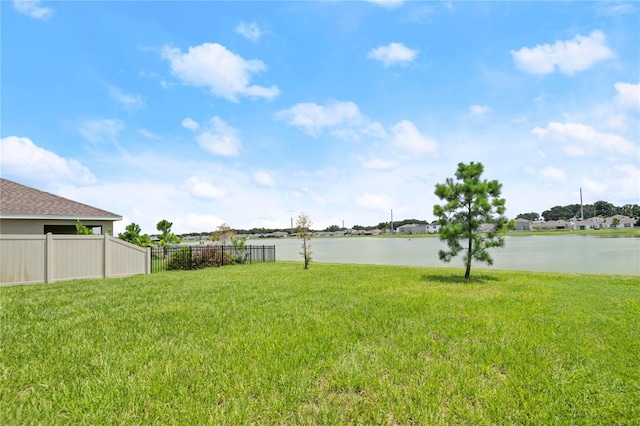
[1,262,639,425]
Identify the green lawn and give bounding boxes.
[1,263,639,425]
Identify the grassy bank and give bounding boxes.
[2,263,639,424]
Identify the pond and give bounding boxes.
[249,235,640,275]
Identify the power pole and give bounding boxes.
[391,209,394,234]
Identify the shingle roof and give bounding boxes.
[0,178,122,220]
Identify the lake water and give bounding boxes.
[248,235,640,275]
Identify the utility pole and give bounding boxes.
[390,209,394,234]
[580,188,584,220]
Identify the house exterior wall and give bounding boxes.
[0,219,115,235]
[514,219,531,231]
[397,224,427,235]
[0,234,150,286]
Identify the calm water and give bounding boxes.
[249,235,640,275]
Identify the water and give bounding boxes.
[249,235,640,275]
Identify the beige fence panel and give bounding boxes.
[51,235,104,282]
[0,235,46,285]
[108,236,151,277]
[0,234,150,286]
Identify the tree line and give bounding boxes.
[518,201,640,222]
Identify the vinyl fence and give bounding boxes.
[151,244,276,273]
[0,233,151,286]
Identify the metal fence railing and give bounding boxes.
[151,245,275,273]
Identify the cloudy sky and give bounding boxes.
[2,0,639,234]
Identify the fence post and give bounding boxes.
[103,234,111,279]
[146,246,151,274]
[45,233,53,283]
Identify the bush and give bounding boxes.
[166,247,194,270]
[167,246,237,270]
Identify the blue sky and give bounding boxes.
[2,0,639,234]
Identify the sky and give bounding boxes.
[1,0,639,235]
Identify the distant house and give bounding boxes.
[0,178,121,235]
[427,221,441,234]
[604,215,636,229]
[531,220,569,231]
[514,217,532,231]
[479,223,495,233]
[397,223,427,235]
[571,218,602,231]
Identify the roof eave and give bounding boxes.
[0,214,122,221]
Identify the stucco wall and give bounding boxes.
[0,219,115,235]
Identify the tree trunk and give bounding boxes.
[465,236,472,279]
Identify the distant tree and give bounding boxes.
[611,217,621,228]
[75,220,94,235]
[296,212,313,270]
[156,219,181,246]
[517,212,539,221]
[324,225,341,232]
[542,205,572,221]
[211,223,248,262]
[594,200,615,217]
[118,223,152,247]
[211,223,236,244]
[618,204,640,218]
[433,162,511,279]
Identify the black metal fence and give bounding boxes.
[151,244,276,273]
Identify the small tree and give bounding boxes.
[211,223,235,245]
[118,222,152,247]
[433,162,511,279]
[211,223,248,263]
[296,212,313,270]
[75,220,93,235]
[156,219,181,246]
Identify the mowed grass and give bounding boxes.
[1,263,639,425]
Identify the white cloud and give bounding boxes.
[366,0,404,9]
[532,122,635,156]
[13,0,52,20]
[108,86,144,109]
[254,170,275,187]
[1,136,96,184]
[276,100,363,136]
[183,213,225,233]
[511,30,614,75]
[195,117,242,156]
[582,164,640,200]
[470,105,492,115]
[182,176,227,199]
[137,129,162,140]
[361,122,388,139]
[182,117,200,131]
[356,193,394,210]
[614,82,640,110]
[390,120,438,154]
[78,119,124,144]
[597,2,636,16]
[362,158,398,171]
[235,21,262,42]
[368,42,418,67]
[539,165,567,184]
[161,42,280,102]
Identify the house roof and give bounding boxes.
[0,178,122,220]
[605,215,635,224]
